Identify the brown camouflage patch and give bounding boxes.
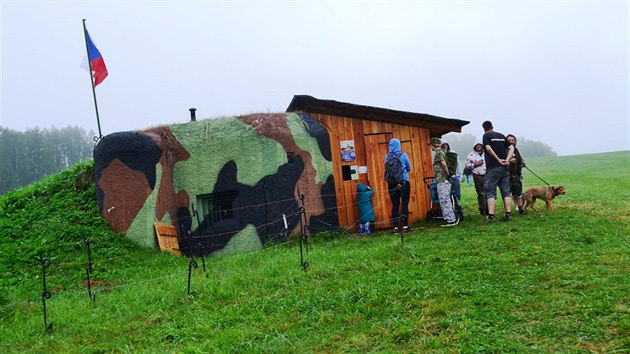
[99,158,153,233]
[145,127,191,233]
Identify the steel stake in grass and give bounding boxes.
[39,251,53,334]
[84,238,96,303]
[197,242,208,278]
[185,230,198,296]
[298,192,310,271]
[398,216,404,245]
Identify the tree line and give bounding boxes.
[0,126,95,195]
[441,133,557,160]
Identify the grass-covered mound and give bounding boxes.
[0,152,628,352]
[0,161,160,300]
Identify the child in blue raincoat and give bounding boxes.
[357,183,375,234]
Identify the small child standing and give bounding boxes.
[357,183,375,235]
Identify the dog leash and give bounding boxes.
[524,165,552,186]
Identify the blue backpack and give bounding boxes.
[384,152,404,185]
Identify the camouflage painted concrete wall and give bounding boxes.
[94,112,338,256]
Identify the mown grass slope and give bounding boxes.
[0,152,628,352]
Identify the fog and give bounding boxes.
[1,1,627,156]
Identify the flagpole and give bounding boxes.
[82,19,103,140]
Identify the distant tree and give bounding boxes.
[21,127,46,185]
[516,137,557,157]
[0,128,20,194]
[440,133,477,156]
[0,126,95,195]
[441,133,556,158]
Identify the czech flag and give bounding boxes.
[84,30,108,87]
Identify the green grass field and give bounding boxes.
[0,151,628,352]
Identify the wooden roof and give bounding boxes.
[286,95,469,136]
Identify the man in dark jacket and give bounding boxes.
[507,134,527,215]
[441,140,462,205]
[431,137,459,227]
[482,121,514,223]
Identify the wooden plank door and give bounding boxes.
[399,138,415,222]
[363,133,392,228]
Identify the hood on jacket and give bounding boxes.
[473,141,483,149]
[388,138,401,156]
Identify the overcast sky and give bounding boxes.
[1,0,628,156]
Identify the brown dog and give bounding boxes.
[524,185,566,211]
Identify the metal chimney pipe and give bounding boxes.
[189,108,197,122]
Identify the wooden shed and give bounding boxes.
[286,95,469,229]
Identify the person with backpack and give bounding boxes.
[384,138,412,232]
[440,140,462,204]
[431,137,459,227]
[441,140,464,221]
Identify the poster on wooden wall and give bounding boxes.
[340,140,356,162]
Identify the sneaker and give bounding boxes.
[393,227,399,233]
[502,213,512,221]
[518,209,527,215]
[483,217,495,224]
[402,226,412,232]
[441,219,459,227]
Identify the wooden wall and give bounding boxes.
[311,113,436,230]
